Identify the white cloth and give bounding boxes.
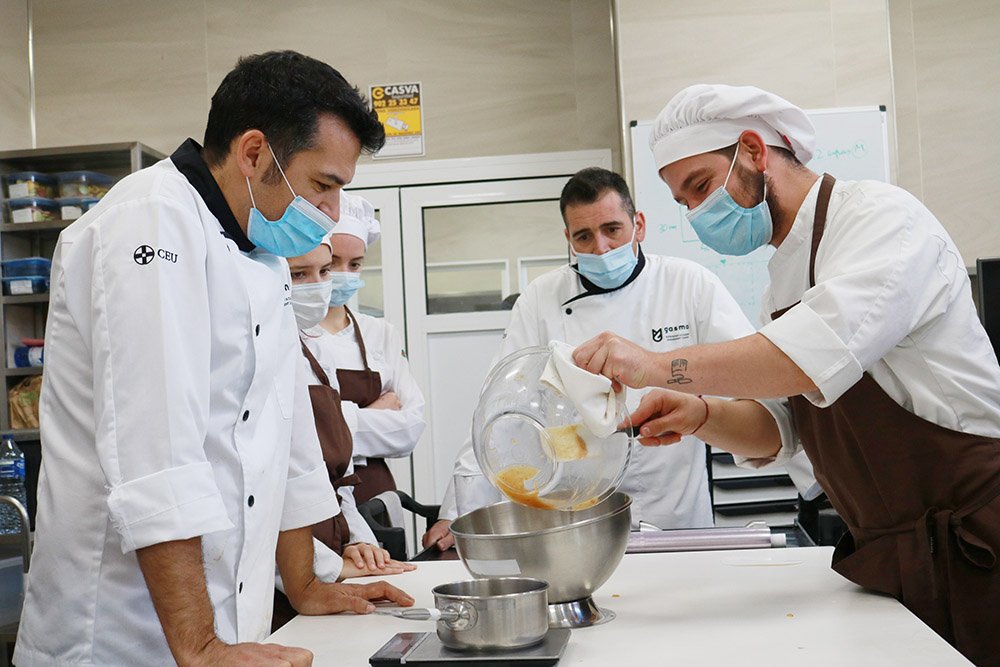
[741,177,1000,469]
[327,192,380,248]
[439,253,797,529]
[15,157,339,665]
[302,314,426,466]
[650,84,816,168]
[540,340,622,437]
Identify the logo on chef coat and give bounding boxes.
[133,245,179,265]
[651,323,691,344]
[133,245,155,265]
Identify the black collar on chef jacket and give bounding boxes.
[561,244,647,308]
[170,138,255,253]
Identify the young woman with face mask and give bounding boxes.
[296,193,427,503]
[276,200,419,629]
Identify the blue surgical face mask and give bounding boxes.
[245,144,335,257]
[685,144,772,256]
[329,271,365,307]
[573,222,638,289]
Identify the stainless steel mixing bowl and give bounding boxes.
[450,492,632,628]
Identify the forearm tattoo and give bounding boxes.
[666,358,693,385]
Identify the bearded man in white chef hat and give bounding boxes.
[573,84,1000,666]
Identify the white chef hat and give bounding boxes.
[324,192,380,250]
[649,84,816,169]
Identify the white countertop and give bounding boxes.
[268,546,971,666]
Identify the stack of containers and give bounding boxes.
[1,258,52,368]
[0,170,111,374]
[2,170,113,224]
[1,172,59,224]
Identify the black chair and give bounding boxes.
[356,490,440,562]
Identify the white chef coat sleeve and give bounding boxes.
[688,266,799,467]
[439,292,542,520]
[89,196,232,554]
[338,480,379,545]
[732,396,801,469]
[349,322,427,459]
[280,351,340,532]
[759,187,957,407]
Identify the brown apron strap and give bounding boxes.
[769,173,836,321]
[809,173,837,289]
[344,306,372,371]
[334,473,362,490]
[299,338,332,387]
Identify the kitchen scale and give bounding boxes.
[369,628,571,666]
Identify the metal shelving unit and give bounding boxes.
[0,142,163,529]
[709,448,799,528]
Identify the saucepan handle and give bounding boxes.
[373,605,475,627]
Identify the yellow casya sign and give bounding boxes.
[370,82,422,137]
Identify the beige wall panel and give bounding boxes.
[570,0,620,169]
[205,0,619,165]
[908,0,1000,265]
[887,0,923,198]
[619,0,840,124]
[31,0,209,155]
[0,0,31,150]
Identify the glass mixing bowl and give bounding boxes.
[472,346,632,510]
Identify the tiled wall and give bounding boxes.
[24,0,620,167]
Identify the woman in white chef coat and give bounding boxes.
[276,207,416,628]
[300,193,427,506]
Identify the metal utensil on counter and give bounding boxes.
[375,578,550,651]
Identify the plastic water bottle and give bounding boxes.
[0,435,28,535]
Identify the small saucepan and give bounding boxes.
[376,577,549,650]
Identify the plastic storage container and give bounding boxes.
[56,171,114,198]
[2,171,56,199]
[57,196,100,220]
[2,276,49,296]
[13,346,43,368]
[2,257,52,279]
[3,197,59,224]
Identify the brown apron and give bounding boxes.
[336,306,397,504]
[771,173,1000,666]
[271,338,361,631]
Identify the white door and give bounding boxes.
[401,177,573,506]
[343,187,413,496]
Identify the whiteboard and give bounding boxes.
[631,106,889,323]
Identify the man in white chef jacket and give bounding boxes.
[573,84,1000,666]
[423,167,809,550]
[15,51,412,667]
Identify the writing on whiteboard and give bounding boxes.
[814,141,868,161]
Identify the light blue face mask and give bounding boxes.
[328,271,365,307]
[245,144,335,257]
[685,144,773,256]
[573,223,638,289]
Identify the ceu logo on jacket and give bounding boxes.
[132,244,179,265]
